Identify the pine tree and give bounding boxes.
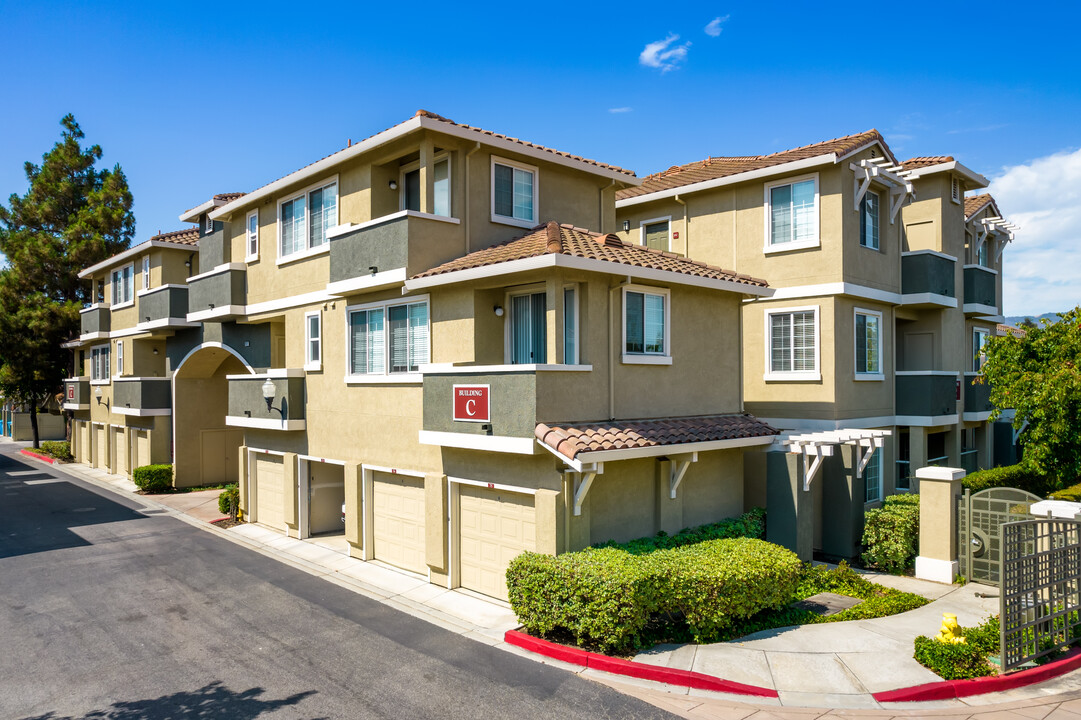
[0,115,134,447]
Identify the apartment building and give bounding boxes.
[614,132,1016,559]
[66,111,780,601]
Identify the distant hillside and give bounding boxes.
[1003,312,1063,327]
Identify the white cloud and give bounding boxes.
[704,15,729,37]
[608,107,633,114]
[988,147,1081,316]
[639,34,691,72]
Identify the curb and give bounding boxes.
[504,630,778,698]
[20,449,57,464]
[873,647,1081,702]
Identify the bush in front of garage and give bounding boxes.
[506,537,800,653]
[38,441,73,461]
[861,494,920,574]
[590,506,766,554]
[133,464,173,492]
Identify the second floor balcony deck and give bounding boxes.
[895,371,958,424]
[187,264,246,321]
[900,251,956,309]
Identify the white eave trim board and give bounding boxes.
[904,160,989,189]
[78,240,197,279]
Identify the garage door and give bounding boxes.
[79,422,89,464]
[112,427,126,476]
[135,430,150,470]
[254,455,285,529]
[372,472,426,574]
[94,425,106,469]
[459,485,535,602]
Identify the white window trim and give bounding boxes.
[621,284,672,365]
[639,216,672,252]
[90,344,111,383]
[854,307,884,381]
[245,209,259,262]
[111,262,135,309]
[763,172,820,253]
[503,283,548,365]
[490,155,539,228]
[973,327,991,372]
[142,256,150,291]
[563,283,580,365]
[399,153,452,216]
[859,189,881,251]
[344,294,431,380]
[113,339,124,379]
[277,174,340,262]
[304,310,322,372]
[764,304,821,381]
[864,449,883,504]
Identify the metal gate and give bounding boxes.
[958,487,1043,584]
[1000,518,1081,670]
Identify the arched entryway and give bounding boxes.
[172,344,253,488]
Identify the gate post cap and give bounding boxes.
[915,466,966,481]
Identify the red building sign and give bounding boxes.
[453,384,490,423]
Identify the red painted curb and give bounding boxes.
[873,647,1081,702]
[504,630,777,698]
[20,449,57,464]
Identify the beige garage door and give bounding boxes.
[112,427,126,476]
[459,485,535,602]
[135,430,150,470]
[94,425,106,469]
[254,455,285,529]
[372,472,426,574]
[79,422,90,464]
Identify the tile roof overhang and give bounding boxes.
[77,230,200,279]
[405,221,772,297]
[179,192,247,223]
[208,110,638,222]
[964,193,1000,220]
[536,414,779,470]
[900,158,989,189]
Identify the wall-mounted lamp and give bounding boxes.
[388,180,398,191]
[493,305,504,317]
[261,377,276,412]
[94,386,107,408]
[153,348,159,355]
[369,266,378,276]
[622,220,630,232]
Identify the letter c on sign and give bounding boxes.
[466,399,476,416]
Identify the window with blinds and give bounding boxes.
[349,300,428,376]
[402,157,451,217]
[246,210,259,259]
[111,264,133,306]
[855,311,881,375]
[625,290,666,355]
[279,181,337,258]
[563,286,577,364]
[768,178,817,247]
[510,292,546,364]
[864,449,881,503]
[860,191,880,250]
[643,221,670,251]
[305,312,321,369]
[91,345,110,381]
[769,310,816,373]
[492,158,536,224]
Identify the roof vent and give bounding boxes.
[601,233,624,248]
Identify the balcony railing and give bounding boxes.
[225,372,305,431]
[901,251,956,306]
[113,378,171,416]
[187,264,246,319]
[963,373,994,417]
[895,372,958,420]
[963,266,997,313]
[80,305,110,337]
[63,378,90,411]
[138,285,190,327]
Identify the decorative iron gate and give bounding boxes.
[1000,518,1081,671]
[957,487,1043,584]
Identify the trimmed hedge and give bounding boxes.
[591,507,766,554]
[38,440,73,461]
[133,464,173,492]
[1050,482,1081,502]
[962,463,1057,496]
[861,494,920,574]
[914,615,999,679]
[507,537,801,653]
[218,484,240,516]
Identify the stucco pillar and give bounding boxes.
[909,427,927,492]
[915,466,966,583]
[418,137,435,215]
[343,462,361,548]
[546,274,564,365]
[656,458,684,536]
[534,488,560,555]
[765,451,813,562]
[237,445,249,517]
[104,425,113,473]
[122,427,132,477]
[282,452,298,537]
[424,472,448,582]
[946,424,962,467]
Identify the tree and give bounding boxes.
[981,307,1081,483]
[0,115,134,447]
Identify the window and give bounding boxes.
[91,345,110,381]
[491,157,537,226]
[855,310,882,377]
[563,286,578,365]
[142,256,150,291]
[348,299,429,377]
[305,311,321,371]
[977,238,991,268]
[622,286,670,364]
[766,176,818,249]
[640,218,671,252]
[767,308,818,379]
[111,264,134,306]
[95,279,104,304]
[508,292,546,364]
[246,210,259,261]
[279,180,338,259]
[204,213,214,234]
[864,449,882,503]
[860,191,880,250]
[973,328,990,371]
[402,156,451,217]
[115,340,124,377]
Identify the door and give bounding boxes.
[112,427,126,476]
[509,292,546,364]
[79,422,90,464]
[459,485,536,602]
[94,425,106,469]
[135,430,150,470]
[253,455,285,529]
[200,430,227,485]
[308,462,345,536]
[372,472,426,574]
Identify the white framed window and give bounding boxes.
[506,289,547,365]
[278,178,338,260]
[977,238,991,268]
[973,327,990,371]
[204,213,215,234]
[765,306,820,380]
[305,311,321,371]
[639,217,671,252]
[864,449,882,503]
[491,156,537,227]
[860,191,880,250]
[142,256,150,291]
[854,308,883,379]
[401,155,451,217]
[91,345,110,382]
[764,174,819,252]
[246,210,259,261]
[114,340,124,378]
[563,284,579,365]
[622,285,671,365]
[347,297,429,377]
[111,263,134,308]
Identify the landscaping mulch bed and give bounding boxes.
[211,517,241,530]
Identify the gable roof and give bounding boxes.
[901,156,954,170]
[409,221,768,290]
[150,227,200,246]
[964,193,1000,220]
[616,130,892,202]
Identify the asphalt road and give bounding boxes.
[0,446,674,720]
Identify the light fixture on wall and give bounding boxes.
[388,180,398,190]
[94,386,107,408]
[493,305,504,317]
[369,266,378,276]
[261,378,276,412]
[153,348,159,355]
[622,220,630,232]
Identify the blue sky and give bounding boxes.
[2,1,1079,316]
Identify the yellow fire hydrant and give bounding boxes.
[936,613,967,644]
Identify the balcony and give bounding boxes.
[187,264,246,321]
[963,266,998,316]
[63,378,90,411]
[225,371,305,431]
[900,251,956,308]
[963,373,994,420]
[79,305,110,338]
[137,285,192,330]
[327,211,463,295]
[113,378,171,417]
[895,371,958,424]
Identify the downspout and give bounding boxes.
[674,194,687,256]
[464,142,482,256]
[608,276,632,420]
[600,179,615,233]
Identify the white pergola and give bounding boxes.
[772,429,892,491]
[850,157,915,223]
[971,215,1020,262]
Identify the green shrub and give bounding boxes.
[591,507,766,554]
[133,464,173,492]
[38,440,73,461]
[862,494,920,573]
[1050,482,1081,502]
[218,484,240,516]
[914,615,999,679]
[963,463,1057,496]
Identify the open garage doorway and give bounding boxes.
[299,456,346,540]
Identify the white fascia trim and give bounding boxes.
[977,314,1006,324]
[901,293,959,308]
[755,282,902,305]
[225,416,307,431]
[108,327,149,340]
[573,435,776,464]
[137,283,188,297]
[963,264,999,275]
[113,376,170,383]
[79,332,110,342]
[326,210,460,240]
[896,370,960,376]
[419,363,593,374]
[275,242,330,268]
[764,372,822,382]
[66,376,90,381]
[135,318,199,332]
[113,407,171,417]
[326,268,407,297]
[621,354,673,365]
[245,289,333,317]
[418,430,537,455]
[178,198,222,223]
[63,403,90,411]
[447,476,539,496]
[79,240,196,279]
[904,160,989,189]
[902,249,958,262]
[226,368,305,380]
[80,303,109,314]
[405,253,773,297]
[963,303,999,316]
[111,299,134,311]
[895,414,959,427]
[344,374,423,385]
[187,305,246,323]
[963,411,993,422]
[854,374,885,382]
[297,454,347,466]
[756,416,896,431]
[187,262,246,284]
[615,154,835,208]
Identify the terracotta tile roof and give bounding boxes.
[536,414,779,460]
[617,130,891,201]
[411,221,768,288]
[965,193,999,219]
[997,323,1026,338]
[900,156,955,170]
[213,192,245,203]
[150,228,200,246]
